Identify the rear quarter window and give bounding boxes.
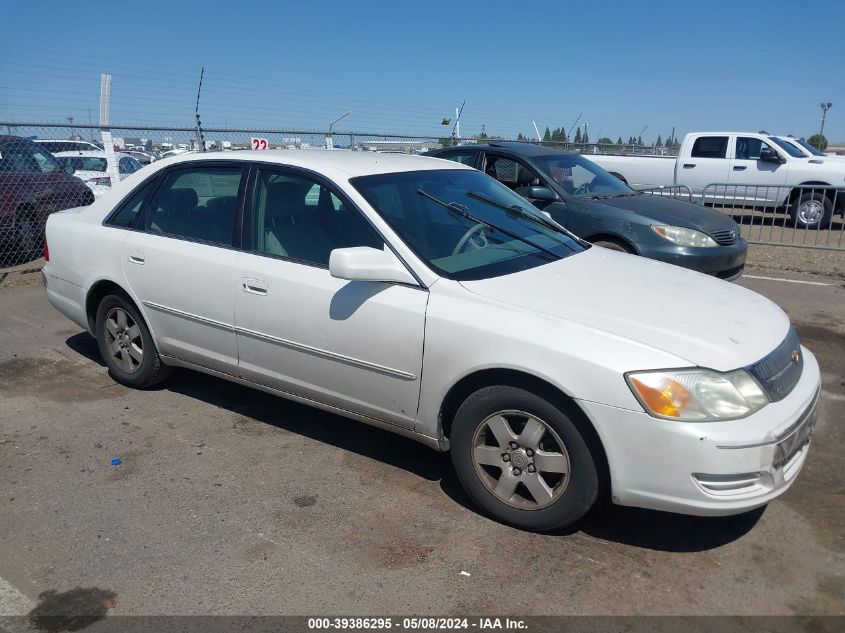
[691,136,728,159]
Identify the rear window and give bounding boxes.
[690,136,728,159]
[66,156,108,172]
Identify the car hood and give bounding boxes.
[459,247,789,371]
[588,193,739,234]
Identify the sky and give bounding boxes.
[1,0,843,143]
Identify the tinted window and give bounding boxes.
[107,180,157,228]
[0,144,61,174]
[439,152,477,166]
[351,169,583,281]
[532,153,632,198]
[483,155,540,190]
[735,137,779,161]
[691,136,728,159]
[250,169,381,266]
[66,156,107,172]
[146,166,243,245]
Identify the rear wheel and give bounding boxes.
[789,192,832,229]
[450,385,600,531]
[95,294,171,388]
[15,212,42,259]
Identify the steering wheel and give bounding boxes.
[573,181,592,196]
[453,223,489,255]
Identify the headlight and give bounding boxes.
[652,225,718,247]
[626,368,768,421]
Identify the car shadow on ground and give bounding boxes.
[66,331,764,553]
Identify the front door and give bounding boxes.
[123,163,246,374]
[728,136,790,205]
[234,166,427,429]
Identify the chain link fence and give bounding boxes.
[1,122,842,272]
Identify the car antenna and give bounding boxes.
[195,66,206,153]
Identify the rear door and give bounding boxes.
[233,165,427,429]
[678,135,731,197]
[123,162,246,374]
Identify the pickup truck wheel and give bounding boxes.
[450,385,599,531]
[790,192,832,229]
[95,294,171,389]
[591,238,634,253]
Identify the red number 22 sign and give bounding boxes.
[251,138,269,150]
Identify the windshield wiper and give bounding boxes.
[466,191,586,249]
[416,189,564,261]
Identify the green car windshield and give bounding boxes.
[533,153,635,199]
[351,169,584,281]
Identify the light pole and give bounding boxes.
[818,102,833,151]
[327,111,351,150]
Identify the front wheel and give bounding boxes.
[450,386,600,531]
[789,192,832,229]
[95,294,171,389]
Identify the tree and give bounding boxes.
[574,126,582,144]
[516,132,525,141]
[583,128,590,144]
[543,126,551,142]
[637,135,644,146]
[438,138,452,148]
[656,134,663,147]
[616,136,623,145]
[807,134,828,151]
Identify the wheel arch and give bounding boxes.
[438,368,611,494]
[85,278,139,333]
[583,233,638,254]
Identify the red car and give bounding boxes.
[0,136,94,265]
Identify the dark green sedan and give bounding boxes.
[426,142,747,281]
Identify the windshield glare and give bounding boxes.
[533,153,633,198]
[351,169,584,280]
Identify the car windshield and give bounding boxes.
[793,138,826,157]
[769,137,808,158]
[351,169,585,281]
[532,153,634,199]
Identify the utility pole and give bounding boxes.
[327,111,350,149]
[451,101,465,146]
[195,67,206,152]
[481,123,486,138]
[99,73,118,188]
[819,102,833,151]
[67,116,75,140]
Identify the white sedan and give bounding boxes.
[54,150,143,197]
[42,151,820,530]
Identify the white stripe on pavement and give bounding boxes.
[0,575,34,616]
[743,274,831,286]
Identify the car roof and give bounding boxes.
[54,150,133,158]
[444,141,575,158]
[161,149,473,177]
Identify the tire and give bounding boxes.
[80,189,96,206]
[449,385,600,531]
[789,192,833,229]
[15,212,42,259]
[591,238,634,253]
[95,294,171,389]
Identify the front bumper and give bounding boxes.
[577,346,820,516]
[639,238,748,280]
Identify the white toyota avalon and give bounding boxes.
[42,150,820,531]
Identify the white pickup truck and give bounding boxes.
[588,132,845,228]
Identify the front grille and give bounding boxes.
[715,265,744,280]
[710,228,738,245]
[746,328,803,402]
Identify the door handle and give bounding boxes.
[733,165,747,171]
[128,250,145,265]
[242,278,269,296]
[682,163,696,169]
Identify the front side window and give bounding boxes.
[0,144,62,174]
[249,168,381,266]
[351,169,584,281]
[146,166,244,245]
[691,136,728,159]
[735,137,778,161]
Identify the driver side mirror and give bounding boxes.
[759,148,784,164]
[522,186,557,202]
[329,246,418,286]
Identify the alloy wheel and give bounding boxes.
[104,307,143,373]
[471,410,571,510]
[798,199,824,225]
